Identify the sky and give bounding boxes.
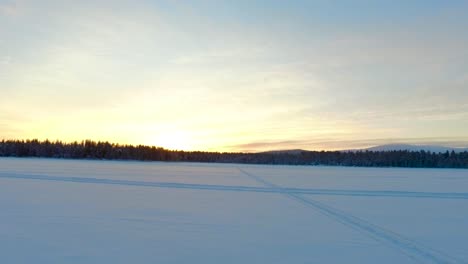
[1,0,468,152]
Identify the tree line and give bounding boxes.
[0,139,467,168]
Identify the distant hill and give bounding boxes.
[259,149,305,155]
[362,144,468,153]
[263,144,468,154]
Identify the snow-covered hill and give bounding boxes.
[364,144,468,153]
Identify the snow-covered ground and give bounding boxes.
[1,158,467,263]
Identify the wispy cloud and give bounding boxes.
[1,1,467,151]
[0,56,10,65]
[0,1,20,16]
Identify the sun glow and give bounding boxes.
[151,131,194,151]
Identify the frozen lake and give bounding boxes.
[1,157,468,263]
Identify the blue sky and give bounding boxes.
[1,0,468,151]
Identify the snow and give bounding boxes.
[0,158,467,263]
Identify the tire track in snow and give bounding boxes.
[1,172,468,200]
[237,168,462,264]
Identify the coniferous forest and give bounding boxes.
[0,139,467,168]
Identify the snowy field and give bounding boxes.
[1,158,468,264]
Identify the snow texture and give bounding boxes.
[1,158,467,263]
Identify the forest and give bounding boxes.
[1,139,467,168]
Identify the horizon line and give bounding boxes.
[2,138,468,153]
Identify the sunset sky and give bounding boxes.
[1,0,468,152]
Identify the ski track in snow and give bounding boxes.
[237,168,463,264]
[1,172,468,201]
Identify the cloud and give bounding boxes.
[231,140,306,152]
[0,1,20,16]
[1,1,467,150]
[298,103,468,124]
[0,56,11,65]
